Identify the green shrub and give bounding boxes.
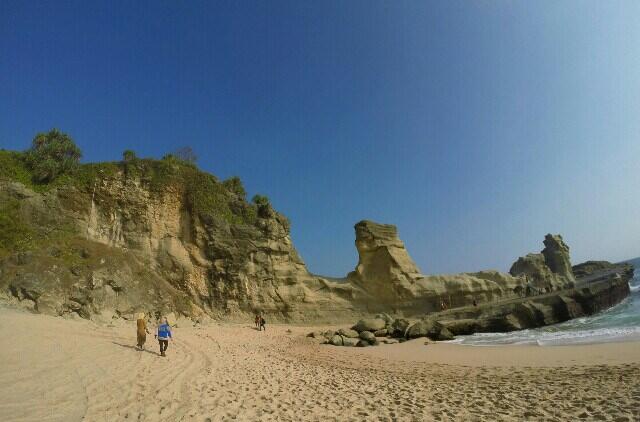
[0,198,34,254]
[122,150,137,162]
[222,176,246,199]
[0,150,33,187]
[251,194,273,218]
[24,129,82,183]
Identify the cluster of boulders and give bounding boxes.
[308,313,454,347]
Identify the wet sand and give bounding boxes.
[0,308,638,421]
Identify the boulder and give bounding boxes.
[436,327,454,341]
[342,337,359,347]
[322,330,336,340]
[382,338,399,344]
[373,329,388,337]
[337,328,359,338]
[307,331,324,339]
[36,294,62,315]
[375,313,394,327]
[389,318,410,338]
[329,335,344,346]
[356,340,370,347]
[406,319,452,341]
[353,318,386,333]
[359,331,376,343]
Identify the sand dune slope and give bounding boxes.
[0,307,638,421]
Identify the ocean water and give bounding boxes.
[450,262,640,346]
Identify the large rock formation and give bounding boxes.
[0,152,630,326]
[346,220,525,314]
[542,234,575,281]
[0,164,361,323]
[348,220,422,299]
[440,262,633,335]
[509,234,575,293]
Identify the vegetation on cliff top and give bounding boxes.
[0,129,273,226]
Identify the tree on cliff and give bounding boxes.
[24,129,82,183]
[252,194,273,218]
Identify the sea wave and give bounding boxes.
[450,275,640,346]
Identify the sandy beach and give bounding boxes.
[0,307,638,422]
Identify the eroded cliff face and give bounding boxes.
[347,220,525,314]
[0,168,626,325]
[509,234,575,292]
[0,174,362,323]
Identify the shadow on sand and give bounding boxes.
[112,341,159,356]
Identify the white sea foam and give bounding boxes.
[450,275,640,346]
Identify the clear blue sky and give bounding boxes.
[2,1,640,276]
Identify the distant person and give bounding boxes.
[255,314,260,330]
[136,313,150,350]
[259,315,266,331]
[155,317,172,357]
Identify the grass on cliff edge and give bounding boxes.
[0,149,259,226]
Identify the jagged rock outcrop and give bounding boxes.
[0,154,630,327]
[572,261,614,278]
[346,220,526,313]
[440,263,632,335]
[542,234,575,281]
[348,220,421,298]
[509,234,575,293]
[0,174,360,322]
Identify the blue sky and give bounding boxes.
[2,1,639,276]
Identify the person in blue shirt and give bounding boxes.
[155,317,172,357]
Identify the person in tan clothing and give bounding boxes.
[136,313,150,350]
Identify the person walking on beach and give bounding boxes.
[136,313,150,350]
[155,317,172,357]
[259,315,266,331]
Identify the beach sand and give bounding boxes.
[0,307,638,422]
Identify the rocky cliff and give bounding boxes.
[509,234,576,293]
[0,151,630,325]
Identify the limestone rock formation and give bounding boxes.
[348,220,422,298]
[542,234,575,281]
[347,220,525,314]
[509,234,575,292]
[0,166,360,323]
[0,150,629,327]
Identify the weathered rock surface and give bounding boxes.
[342,337,358,347]
[441,264,632,335]
[389,318,410,338]
[348,220,421,299]
[359,331,376,343]
[329,335,344,346]
[542,234,575,281]
[337,328,359,338]
[353,318,386,333]
[572,261,614,278]
[510,234,575,293]
[0,161,631,330]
